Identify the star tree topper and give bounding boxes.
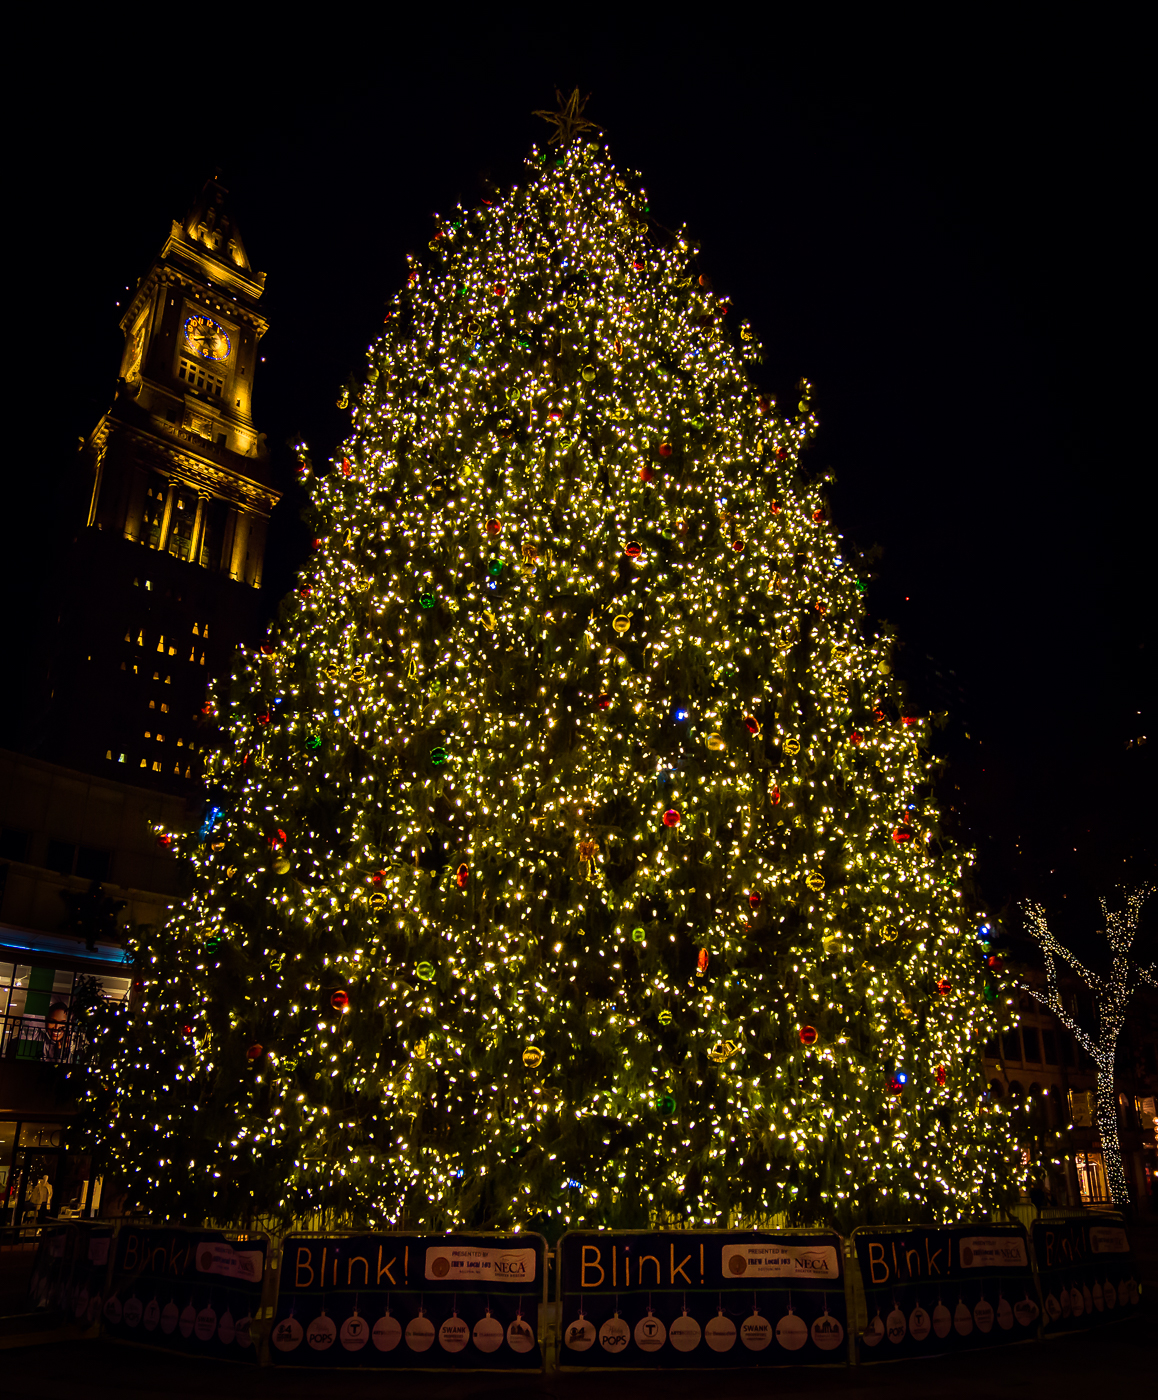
[533,87,603,145]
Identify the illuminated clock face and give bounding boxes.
[184,313,231,362]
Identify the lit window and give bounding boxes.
[160,703,168,713]
[153,672,160,681]
[137,631,145,646]
[177,738,184,747]
[106,750,112,760]
[118,754,125,763]
[152,761,162,772]
[1075,1152,1109,1204]
[164,675,171,685]
[192,623,200,636]
[156,734,164,743]
[139,759,147,768]
[144,731,151,739]
[189,649,196,662]
[149,700,155,710]
[168,645,177,656]
[156,637,164,652]
[202,624,209,638]
[145,580,152,591]
[123,632,131,643]
[177,357,224,397]
[199,654,205,665]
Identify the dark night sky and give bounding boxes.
[8,18,1152,950]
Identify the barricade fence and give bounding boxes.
[8,1211,1143,1368]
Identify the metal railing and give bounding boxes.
[0,1013,90,1066]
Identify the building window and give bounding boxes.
[1069,1089,1095,1127]
[0,829,29,861]
[177,357,224,397]
[45,840,75,876]
[75,847,111,882]
[1000,1032,1021,1064]
[1042,1028,1059,1065]
[1075,1152,1109,1204]
[1022,1026,1042,1063]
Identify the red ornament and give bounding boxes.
[597,693,611,710]
[182,1024,193,1036]
[267,829,287,850]
[330,990,350,1011]
[815,602,827,615]
[936,978,952,997]
[748,892,762,909]
[156,833,172,849]
[662,809,681,827]
[873,707,886,723]
[799,1025,819,1046]
[696,948,709,977]
[638,465,655,483]
[632,259,645,271]
[624,540,642,558]
[851,732,863,745]
[757,395,770,415]
[901,716,919,727]
[493,283,507,297]
[743,715,760,735]
[987,955,1004,973]
[371,870,385,886]
[485,517,503,536]
[935,1065,947,1087]
[299,587,312,599]
[770,501,781,515]
[889,1077,905,1097]
[731,539,744,552]
[257,711,270,726]
[658,442,673,458]
[312,537,323,550]
[455,863,470,889]
[260,643,275,656]
[201,702,213,715]
[770,785,781,805]
[246,1044,264,1060]
[341,457,352,477]
[812,509,824,523]
[892,828,913,844]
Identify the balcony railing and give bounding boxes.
[0,1014,91,1066]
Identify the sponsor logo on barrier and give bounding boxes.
[721,1243,839,1280]
[958,1236,1027,1270]
[1089,1227,1129,1255]
[196,1240,264,1281]
[424,1246,537,1283]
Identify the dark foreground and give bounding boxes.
[4,1311,1155,1400]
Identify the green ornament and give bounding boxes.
[631,927,646,943]
[306,735,322,751]
[416,961,436,981]
[430,746,448,765]
[657,1093,676,1115]
[488,560,504,577]
[856,579,866,594]
[419,594,435,609]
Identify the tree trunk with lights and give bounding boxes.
[83,98,1021,1234]
[1022,888,1155,1211]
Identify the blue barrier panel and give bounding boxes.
[853,1223,1039,1361]
[102,1225,266,1363]
[270,1232,547,1369]
[1031,1217,1140,1333]
[558,1229,847,1368]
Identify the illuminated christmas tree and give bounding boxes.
[90,94,1019,1231]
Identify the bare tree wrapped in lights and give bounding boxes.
[1021,888,1155,1209]
[84,94,1020,1232]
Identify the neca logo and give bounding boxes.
[793,1251,833,1275]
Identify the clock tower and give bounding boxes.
[45,176,281,793]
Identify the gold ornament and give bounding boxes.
[832,683,848,702]
[881,926,899,943]
[225,865,237,878]
[708,1039,738,1063]
[805,871,826,892]
[483,612,497,631]
[368,892,388,910]
[581,363,597,381]
[562,294,579,311]
[706,733,725,751]
[608,405,628,421]
[414,1040,427,1059]
[657,1010,673,1026]
[612,615,631,634]
[782,737,801,755]
[522,1045,544,1068]
[273,856,292,875]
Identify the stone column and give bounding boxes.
[229,508,250,582]
[189,493,209,566]
[155,480,177,552]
